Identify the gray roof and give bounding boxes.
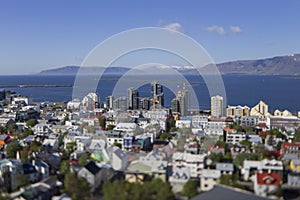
[192,185,270,200]
[216,163,234,172]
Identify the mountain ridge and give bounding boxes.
[38,54,300,75]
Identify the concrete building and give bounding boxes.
[113,97,127,111]
[226,105,250,117]
[105,96,114,109]
[201,169,221,191]
[211,95,224,117]
[151,81,164,108]
[127,87,139,110]
[250,101,271,117]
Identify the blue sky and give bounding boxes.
[0,0,300,74]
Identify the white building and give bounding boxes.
[226,132,246,145]
[172,152,206,178]
[175,120,192,129]
[211,95,224,117]
[67,98,81,110]
[201,169,221,191]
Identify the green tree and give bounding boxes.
[239,140,252,149]
[64,172,90,200]
[7,124,18,133]
[79,154,89,165]
[208,152,224,164]
[182,179,198,198]
[106,125,115,130]
[0,126,7,134]
[59,160,70,174]
[18,129,34,139]
[26,119,37,127]
[30,141,43,152]
[293,129,300,142]
[21,147,30,163]
[233,153,257,167]
[159,132,172,141]
[270,128,283,138]
[99,117,106,129]
[5,140,22,158]
[66,142,76,155]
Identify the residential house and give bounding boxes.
[168,168,190,193]
[77,161,113,191]
[172,152,206,178]
[242,159,283,181]
[288,172,300,186]
[216,163,234,175]
[226,132,246,145]
[253,173,281,198]
[201,169,221,191]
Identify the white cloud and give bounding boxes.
[164,22,184,33]
[230,26,243,33]
[205,25,227,35]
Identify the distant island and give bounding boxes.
[38,54,300,75]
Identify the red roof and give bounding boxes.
[258,131,268,135]
[282,142,300,151]
[258,123,267,128]
[256,173,281,185]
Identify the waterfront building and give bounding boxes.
[211,95,224,117]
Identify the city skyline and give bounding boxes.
[1,1,300,74]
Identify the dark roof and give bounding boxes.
[191,185,270,200]
[85,161,101,175]
[22,162,37,174]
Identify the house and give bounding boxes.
[0,159,23,192]
[33,124,51,136]
[201,169,221,191]
[168,168,190,193]
[226,132,246,145]
[281,142,300,156]
[0,118,15,127]
[22,162,39,183]
[172,152,206,178]
[104,146,128,171]
[290,159,300,172]
[241,159,283,181]
[288,172,300,186]
[205,118,228,135]
[77,161,113,191]
[175,120,192,129]
[253,173,281,198]
[126,151,167,181]
[42,138,59,151]
[216,163,234,175]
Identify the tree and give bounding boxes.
[21,147,30,163]
[99,117,106,129]
[270,128,283,138]
[30,141,43,152]
[79,154,89,165]
[233,153,257,167]
[159,132,172,141]
[59,160,70,174]
[5,140,22,158]
[26,119,37,127]
[182,179,198,198]
[18,129,34,139]
[64,172,90,200]
[239,140,252,149]
[208,152,224,164]
[293,129,300,142]
[106,125,115,130]
[0,126,7,134]
[7,124,18,133]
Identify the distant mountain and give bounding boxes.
[217,54,300,75]
[38,54,300,75]
[38,66,132,75]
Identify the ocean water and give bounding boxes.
[0,74,299,113]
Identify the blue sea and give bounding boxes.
[0,74,299,113]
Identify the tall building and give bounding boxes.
[113,97,127,111]
[151,81,164,108]
[105,96,114,109]
[211,95,224,117]
[172,85,188,116]
[127,87,139,110]
[81,92,99,111]
[139,98,150,110]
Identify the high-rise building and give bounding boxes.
[127,87,139,110]
[211,95,224,117]
[81,92,99,111]
[139,98,150,110]
[151,81,164,108]
[105,96,114,109]
[113,97,127,111]
[172,86,188,116]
